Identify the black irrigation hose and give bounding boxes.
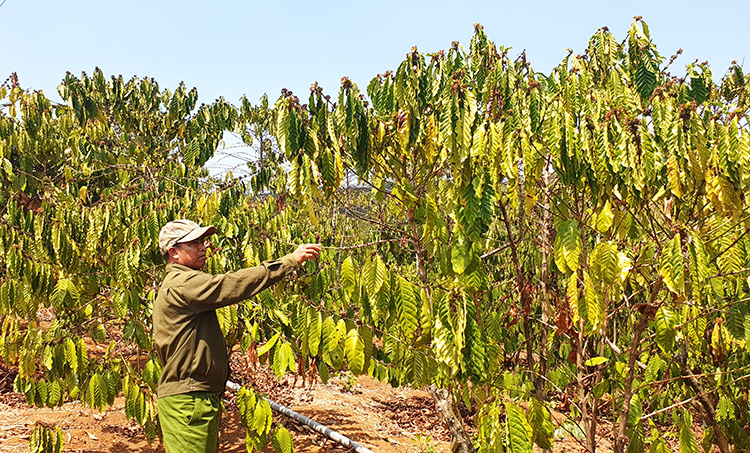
[225,381,375,453]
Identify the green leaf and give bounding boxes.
[320,316,336,353]
[183,140,199,167]
[397,276,419,339]
[51,278,79,311]
[451,243,469,274]
[590,241,620,285]
[125,383,137,420]
[650,437,669,453]
[105,371,121,406]
[635,60,657,99]
[23,379,35,406]
[679,411,700,453]
[527,398,553,450]
[77,338,88,370]
[88,373,103,412]
[655,306,677,353]
[660,233,684,295]
[317,360,330,384]
[216,305,236,337]
[254,398,273,435]
[340,257,358,294]
[256,333,280,358]
[272,341,289,377]
[689,76,707,104]
[237,387,256,426]
[584,356,608,366]
[307,307,322,357]
[363,255,387,296]
[716,396,734,423]
[554,220,582,273]
[271,426,293,453]
[688,234,709,284]
[584,271,603,332]
[55,426,63,453]
[64,338,78,372]
[626,395,644,453]
[345,329,365,375]
[35,379,48,408]
[283,342,296,374]
[505,401,533,453]
[48,380,62,407]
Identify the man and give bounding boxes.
[154,219,321,453]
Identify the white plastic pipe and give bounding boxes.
[225,380,374,453]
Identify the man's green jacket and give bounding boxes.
[153,255,297,398]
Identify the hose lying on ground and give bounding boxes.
[225,380,375,453]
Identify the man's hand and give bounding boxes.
[292,243,322,265]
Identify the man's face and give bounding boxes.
[168,236,210,270]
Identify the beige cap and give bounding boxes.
[158,219,216,254]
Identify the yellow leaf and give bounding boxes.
[567,274,580,325]
[595,200,614,233]
[524,190,537,215]
[668,154,683,198]
[305,196,319,227]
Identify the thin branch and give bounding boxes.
[480,243,512,259]
[330,190,407,236]
[640,395,701,421]
[322,238,403,251]
[711,227,750,266]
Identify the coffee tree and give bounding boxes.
[0,69,240,443]
[2,18,750,453]
[270,19,750,453]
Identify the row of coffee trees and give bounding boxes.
[2,19,749,453]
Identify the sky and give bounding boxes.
[2,0,748,174]
[3,0,748,105]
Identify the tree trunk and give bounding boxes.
[428,385,475,453]
[677,351,731,453]
[575,322,596,453]
[497,197,543,399]
[537,159,553,403]
[614,276,661,453]
[411,216,475,453]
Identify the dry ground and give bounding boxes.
[1,357,605,453]
[1,365,456,453]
